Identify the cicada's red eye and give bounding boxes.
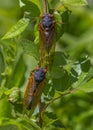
[44,69,47,73]
[50,14,53,18]
[35,67,39,71]
[41,15,44,18]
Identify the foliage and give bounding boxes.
[1,0,93,130]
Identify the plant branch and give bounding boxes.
[42,88,77,113]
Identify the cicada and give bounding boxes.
[23,67,47,115]
[38,0,56,68]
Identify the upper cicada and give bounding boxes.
[38,0,56,68]
[39,14,55,54]
[23,67,47,114]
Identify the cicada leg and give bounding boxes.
[38,99,43,127]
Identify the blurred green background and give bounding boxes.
[0,0,93,130]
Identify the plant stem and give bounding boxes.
[42,88,77,113]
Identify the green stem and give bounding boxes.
[42,88,77,114]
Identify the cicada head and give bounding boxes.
[41,14,54,30]
[34,68,47,83]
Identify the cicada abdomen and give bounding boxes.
[23,68,47,115]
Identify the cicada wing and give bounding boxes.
[39,28,47,65]
[28,79,45,117]
[23,75,34,110]
[39,26,56,68]
[24,77,45,113]
[39,26,56,52]
[47,28,56,70]
[30,79,45,106]
[35,79,46,97]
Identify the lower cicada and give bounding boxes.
[23,67,47,115]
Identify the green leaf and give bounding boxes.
[43,112,65,129]
[52,119,65,129]
[2,18,29,40]
[43,112,57,127]
[79,57,91,72]
[30,0,43,13]
[22,0,43,14]
[53,52,66,67]
[73,67,93,93]
[20,39,39,60]
[54,10,69,40]
[21,0,40,17]
[0,49,5,83]
[0,97,12,118]
[79,79,93,93]
[0,125,19,130]
[54,12,64,40]
[20,117,41,130]
[0,87,7,99]
[51,67,65,79]
[0,0,20,38]
[53,76,69,92]
[7,55,26,88]
[49,0,62,10]
[62,0,88,6]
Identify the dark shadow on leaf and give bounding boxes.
[53,51,67,67]
[21,0,40,17]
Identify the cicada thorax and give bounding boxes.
[38,13,56,68]
[23,68,47,113]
